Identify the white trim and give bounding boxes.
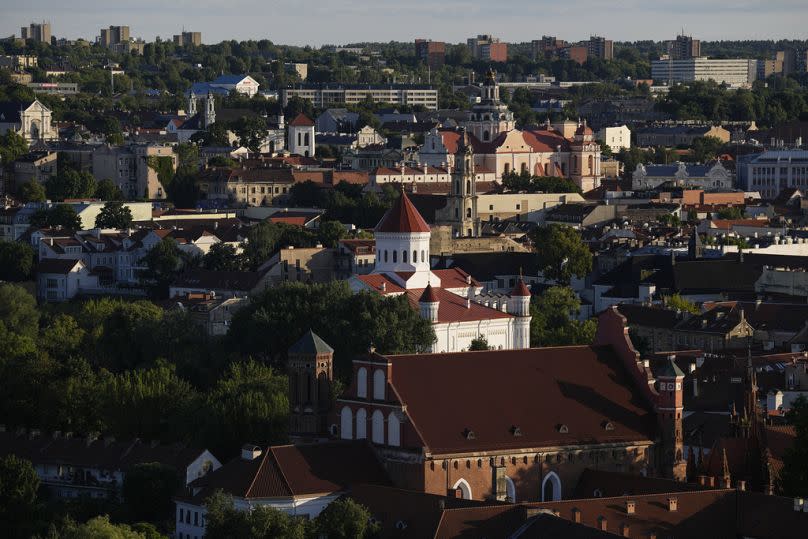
[452,478,472,500]
[504,476,516,503]
[357,367,367,399]
[340,406,353,439]
[356,408,367,439]
[541,471,561,501]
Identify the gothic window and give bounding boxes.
[413,250,417,263]
[340,407,353,439]
[388,412,401,446]
[357,367,367,398]
[373,369,385,400]
[393,251,397,263]
[505,477,516,503]
[403,250,408,263]
[371,410,384,444]
[452,479,472,500]
[384,250,388,263]
[483,130,490,141]
[356,408,367,439]
[588,155,594,174]
[466,180,471,193]
[466,208,472,218]
[542,471,561,501]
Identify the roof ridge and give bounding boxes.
[268,446,294,497]
[244,449,274,498]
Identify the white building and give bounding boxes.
[651,58,757,86]
[349,191,531,352]
[744,150,808,200]
[36,258,97,302]
[597,125,631,153]
[632,161,733,191]
[189,74,260,97]
[0,99,57,144]
[287,113,316,157]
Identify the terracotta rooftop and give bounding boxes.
[374,191,431,233]
[288,113,315,127]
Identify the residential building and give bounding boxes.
[531,36,568,60]
[263,246,336,285]
[315,108,359,133]
[334,308,687,503]
[544,202,617,229]
[0,430,220,501]
[596,125,631,153]
[20,22,51,43]
[92,143,176,199]
[190,74,260,98]
[171,293,248,336]
[169,268,272,299]
[280,84,438,111]
[13,151,57,190]
[0,99,58,144]
[632,161,733,191]
[651,58,757,86]
[0,55,38,69]
[99,26,129,48]
[36,258,97,302]
[587,35,613,61]
[467,35,508,62]
[743,150,808,199]
[634,125,730,147]
[174,441,389,538]
[349,190,532,352]
[336,239,375,278]
[415,39,445,69]
[670,34,701,60]
[173,31,201,47]
[476,192,586,223]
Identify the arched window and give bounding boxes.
[421,250,425,262]
[403,250,408,263]
[304,133,310,146]
[542,471,561,501]
[412,250,417,263]
[572,155,578,173]
[388,412,400,446]
[521,163,528,174]
[356,408,367,439]
[371,410,384,444]
[393,251,397,263]
[340,407,353,439]
[466,180,471,193]
[357,367,367,398]
[373,369,385,400]
[384,250,388,263]
[588,155,594,174]
[452,479,472,500]
[505,477,516,503]
[483,130,490,141]
[504,163,510,175]
[466,208,472,218]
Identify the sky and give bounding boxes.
[1,0,806,47]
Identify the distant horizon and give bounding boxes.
[2,0,807,48]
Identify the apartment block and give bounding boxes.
[99,26,129,48]
[20,22,51,44]
[651,58,756,86]
[670,34,701,60]
[173,31,202,47]
[280,84,438,110]
[467,35,507,62]
[415,39,446,69]
[587,35,614,61]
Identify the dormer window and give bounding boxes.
[603,421,615,431]
[462,428,475,440]
[557,424,569,434]
[510,425,522,437]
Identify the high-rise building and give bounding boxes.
[775,49,797,76]
[99,26,130,48]
[20,22,51,44]
[467,35,507,62]
[531,36,567,60]
[587,35,614,61]
[670,34,701,60]
[173,31,202,47]
[651,57,756,86]
[415,39,445,69]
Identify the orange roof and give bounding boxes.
[512,279,531,297]
[375,191,431,233]
[419,284,439,303]
[289,113,314,127]
[404,287,513,324]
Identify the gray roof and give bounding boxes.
[289,329,334,355]
[657,357,685,378]
[642,163,713,177]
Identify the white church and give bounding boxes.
[349,190,532,352]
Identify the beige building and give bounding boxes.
[91,144,176,200]
[173,31,202,47]
[263,246,336,285]
[0,100,58,145]
[13,151,57,189]
[597,125,631,153]
[476,192,586,223]
[21,22,51,43]
[197,167,295,207]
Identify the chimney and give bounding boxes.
[571,508,582,524]
[667,497,678,512]
[625,500,636,515]
[241,444,262,460]
[598,516,608,532]
[737,480,746,491]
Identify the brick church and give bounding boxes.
[287,307,687,503]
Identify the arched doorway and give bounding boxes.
[505,477,516,503]
[542,471,561,501]
[452,478,472,500]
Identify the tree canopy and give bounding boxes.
[529,286,596,347]
[531,224,593,285]
[95,201,134,229]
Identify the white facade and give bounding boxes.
[745,150,808,200]
[288,124,315,157]
[374,230,433,289]
[37,260,98,302]
[651,58,756,86]
[597,125,631,153]
[632,161,733,191]
[0,99,57,144]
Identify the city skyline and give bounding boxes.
[2,0,807,46]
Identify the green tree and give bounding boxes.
[95,201,133,229]
[0,455,40,538]
[468,335,491,351]
[314,498,378,539]
[663,293,700,315]
[17,180,46,203]
[46,168,97,201]
[531,224,593,285]
[30,204,83,230]
[40,313,85,360]
[0,283,39,340]
[204,491,307,539]
[691,136,724,163]
[529,286,596,347]
[779,396,808,497]
[95,178,124,201]
[122,463,181,524]
[60,516,151,539]
[0,241,34,281]
[318,220,346,248]
[716,206,744,220]
[0,131,28,173]
[139,238,181,297]
[203,242,245,272]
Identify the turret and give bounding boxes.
[656,356,687,481]
[204,91,216,127]
[508,278,532,349]
[419,284,440,323]
[287,329,334,437]
[188,91,197,116]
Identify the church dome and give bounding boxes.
[374,191,431,233]
[511,279,531,297]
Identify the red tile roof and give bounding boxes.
[355,273,407,294]
[512,279,531,297]
[431,268,479,289]
[384,344,657,453]
[404,287,512,324]
[289,113,315,127]
[419,284,439,303]
[374,191,431,233]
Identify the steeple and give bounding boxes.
[287,329,334,437]
[204,91,216,127]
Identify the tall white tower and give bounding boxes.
[187,91,197,116]
[508,278,532,349]
[203,91,216,128]
[288,113,316,157]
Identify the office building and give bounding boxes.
[651,58,756,86]
[99,26,129,48]
[280,84,438,110]
[587,35,614,61]
[415,39,445,69]
[467,35,507,62]
[670,34,701,60]
[20,22,51,44]
[173,31,202,47]
[744,150,808,199]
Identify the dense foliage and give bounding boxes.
[530,224,593,285]
[530,286,597,347]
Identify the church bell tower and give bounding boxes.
[288,330,334,437]
[445,129,480,237]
